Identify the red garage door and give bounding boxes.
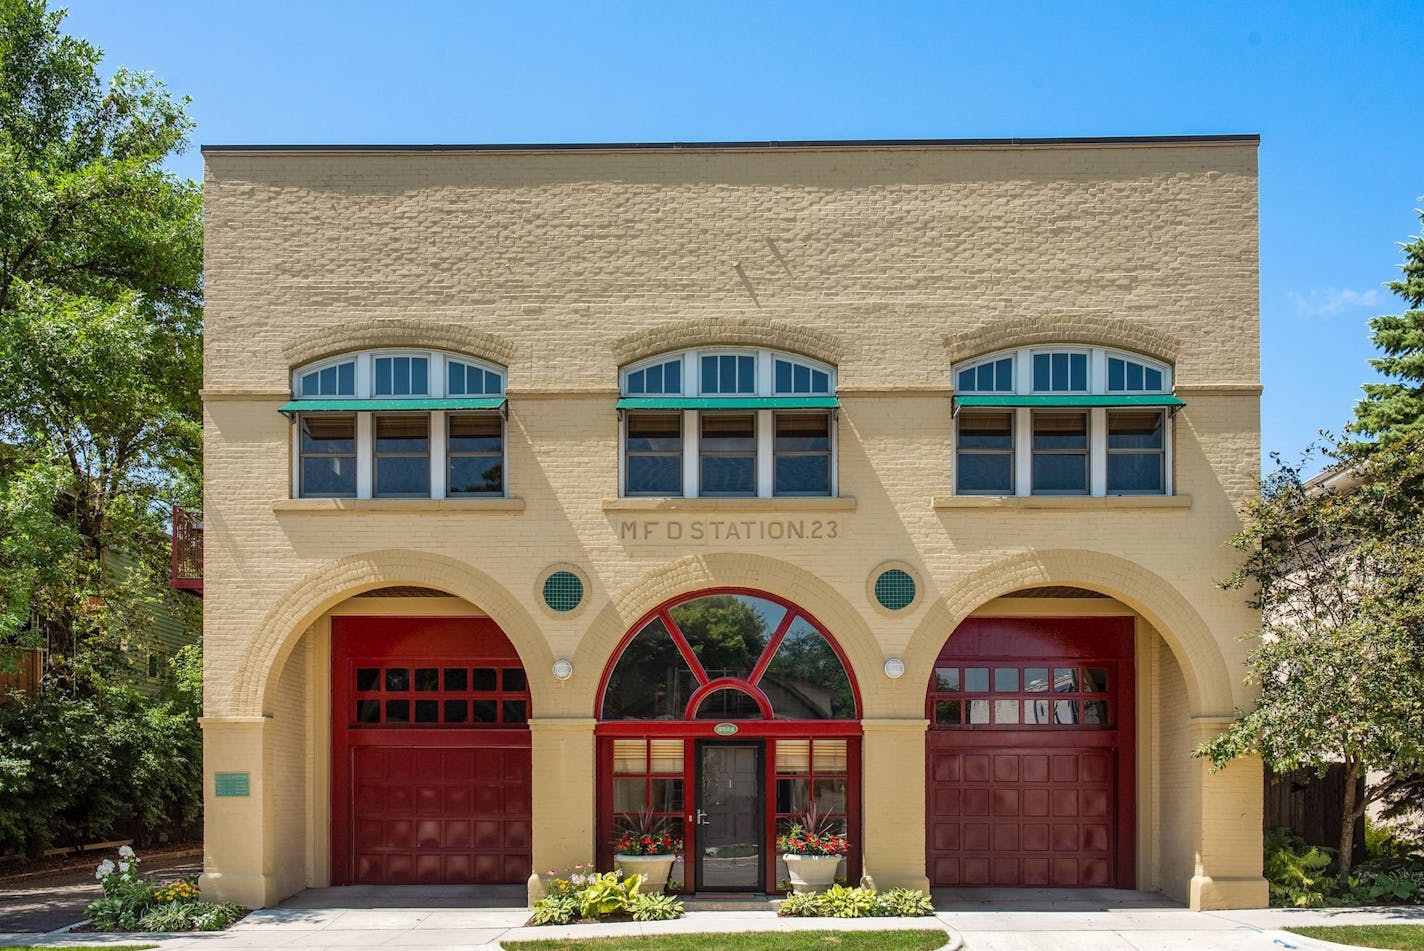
[331,616,532,885]
[926,617,1135,888]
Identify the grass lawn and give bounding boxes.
[506,932,948,951]
[1287,925,1424,949]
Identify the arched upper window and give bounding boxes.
[954,346,1169,396]
[617,349,839,499]
[282,349,507,501]
[600,591,858,722]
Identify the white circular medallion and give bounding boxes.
[883,657,906,679]
[552,658,574,681]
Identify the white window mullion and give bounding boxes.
[830,410,840,498]
[429,352,445,397]
[683,410,699,498]
[1090,407,1107,496]
[1090,348,1108,393]
[685,351,700,396]
[756,352,774,396]
[291,417,301,498]
[756,409,773,498]
[356,352,374,398]
[1014,407,1031,496]
[1164,413,1174,496]
[356,413,374,499]
[1016,349,1033,394]
[430,411,448,498]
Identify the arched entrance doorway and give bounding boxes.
[925,613,1136,888]
[596,589,862,894]
[330,611,532,885]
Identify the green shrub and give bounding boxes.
[777,885,935,918]
[776,891,825,917]
[876,888,936,917]
[1366,820,1422,862]
[630,892,684,921]
[189,902,246,931]
[1345,859,1424,905]
[530,894,578,926]
[819,883,878,918]
[1264,827,1336,908]
[577,871,643,919]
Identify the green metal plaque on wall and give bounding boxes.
[215,772,250,797]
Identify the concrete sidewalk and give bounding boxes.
[3,893,1423,949]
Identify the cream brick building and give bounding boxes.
[198,135,1268,911]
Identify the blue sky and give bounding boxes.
[65,0,1423,466]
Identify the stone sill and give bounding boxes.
[932,494,1192,511]
[273,498,525,513]
[603,496,857,513]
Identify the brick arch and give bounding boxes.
[228,549,554,717]
[611,317,847,367]
[569,553,886,716]
[944,315,1183,366]
[900,550,1237,716]
[281,318,516,369]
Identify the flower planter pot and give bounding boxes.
[613,853,677,893]
[782,853,843,893]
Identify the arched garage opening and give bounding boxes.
[925,605,1136,889]
[330,602,532,886]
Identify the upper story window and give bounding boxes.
[952,345,1180,497]
[282,349,507,500]
[617,348,838,499]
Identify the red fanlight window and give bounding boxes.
[599,591,858,722]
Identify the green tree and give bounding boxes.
[1197,438,1424,886]
[1352,205,1424,444]
[0,0,201,693]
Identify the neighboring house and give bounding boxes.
[198,135,1266,910]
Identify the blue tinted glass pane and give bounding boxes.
[485,370,502,394]
[794,363,810,393]
[601,618,697,719]
[375,358,392,395]
[958,368,976,391]
[320,365,337,394]
[1033,353,1050,391]
[652,363,668,393]
[995,359,1013,392]
[958,454,1012,493]
[627,456,682,495]
[811,370,829,393]
[701,456,756,495]
[1109,412,1163,449]
[977,363,994,391]
[627,369,645,395]
[302,457,356,496]
[1108,454,1163,493]
[775,455,829,495]
[448,457,502,494]
[393,357,411,395]
[376,457,430,496]
[411,358,428,394]
[1032,454,1088,493]
[738,355,755,392]
[338,362,354,395]
[301,372,319,396]
[1108,358,1125,391]
[1145,368,1162,391]
[1051,353,1069,391]
[664,360,681,394]
[719,356,737,393]
[448,363,465,395]
[775,360,792,393]
[1070,354,1087,391]
[701,355,718,393]
[1127,361,1144,391]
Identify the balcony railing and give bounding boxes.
[171,506,203,595]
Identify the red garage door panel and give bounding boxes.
[926,616,1135,889]
[332,616,532,886]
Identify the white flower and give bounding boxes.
[118,845,135,859]
[96,859,115,880]
[118,861,130,874]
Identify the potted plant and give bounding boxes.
[612,809,683,894]
[777,807,849,894]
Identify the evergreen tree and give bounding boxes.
[1352,206,1424,444]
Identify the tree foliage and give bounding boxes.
[1352,205,1424,445]
[0,0,201,693]
[1197,437,1424,883]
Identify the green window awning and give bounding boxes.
[616,396,839,411]
[953,394,1185,410]
[279,397,507,416]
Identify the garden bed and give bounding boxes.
[506,932,951,951]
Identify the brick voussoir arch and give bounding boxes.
[901,549,1236,717]
[228,549,554,717]
[944,315,1183,366]
[612,317,847,367]
[281,317,517,369]
[570,552,884,717]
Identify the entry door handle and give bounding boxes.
[695,809,710,825]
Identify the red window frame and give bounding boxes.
[594,588,863,894]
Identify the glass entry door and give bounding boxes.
[695,741,764,891]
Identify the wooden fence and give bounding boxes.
[0,647,43,702]
[1265,765,1367,865]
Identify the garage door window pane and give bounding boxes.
[993,699,1020,724]
[472,668,498,691]
[473,700,497,723]
[1084,667,1110,692]
[968,699,990,723]
[444,668,468,691]
[415,700,439,723]
[443,700,468,723]
[994,668,1020,692]
[935,700,962,724]
[964,668,990,692]
[356,668,381,691]
[1054,668,1078,692]
[414,668,439,691]
[935,667,960,692]
[385,700,409,723]
[1024,668,1049,692]
[1083,700,1109,724]
[356,699,381,723]
[1025,699,1051,724]
[386,669,409,691]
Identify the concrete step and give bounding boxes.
[679,893,782,912]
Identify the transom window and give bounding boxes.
[953,345,1175,497]
[286,349,507,500]
[351,663,529,727]
[618,348,838,498]
[600,592,857,722]
[927,662,1114,729]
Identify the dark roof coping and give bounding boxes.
[201,134,1259,154]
